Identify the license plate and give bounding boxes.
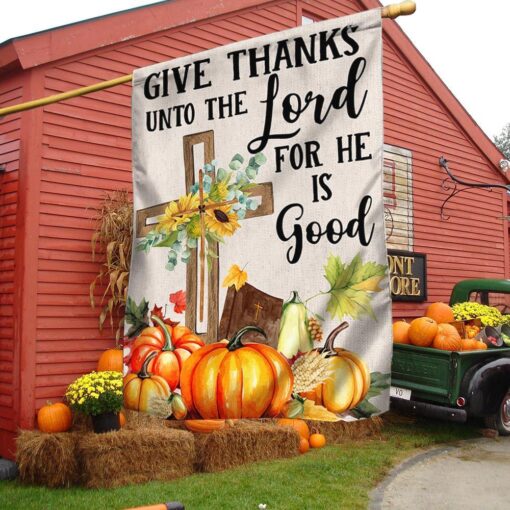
[390,386,412,400]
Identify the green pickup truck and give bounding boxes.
[391,279,510,435]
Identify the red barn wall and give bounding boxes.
[0,0,507,454]
[0,73,22,456]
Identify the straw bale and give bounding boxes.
[78,427,194,488]
[195,420,300,473]
[304,416,383,444]
[16,430,81,487]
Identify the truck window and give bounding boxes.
[470,291,510,314]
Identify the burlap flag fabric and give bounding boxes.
[126,9,391,423]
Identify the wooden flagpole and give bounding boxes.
[0,1,416,119]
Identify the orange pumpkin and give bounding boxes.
[309,433,326,448]
[299,437,310,454]
[425,302,455,324]
[393,321,410,344]
[130,315,204,390]
[460,338,478,351]
[119,411,126,427]
[475,340,488,350]
[37,402,72,433]
[276,418,310,440]
[409,317,438,347]
[180,326,293,419]
[184,419,226,433]
[432,323,462,351]
[97,348,123,372]
[124,351,171,412]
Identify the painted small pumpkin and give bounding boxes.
[309,433,326,448]
[130,315,204,390]
[276,418,310,440]
[124,351,171,412]
[184,419,226,433]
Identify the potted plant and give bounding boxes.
[65,371,124,433]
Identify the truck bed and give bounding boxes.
[391,344,510,406]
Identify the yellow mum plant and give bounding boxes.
[65,371,123,416]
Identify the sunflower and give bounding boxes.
[208,181,229,203]
[204,205,240,237]
[186,215,202,238]
[158,193,199,233]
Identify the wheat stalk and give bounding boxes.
[291,350,332,394]
[147,396,173,419]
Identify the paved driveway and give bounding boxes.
[371,437,510,510]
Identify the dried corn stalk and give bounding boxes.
[303,399,339,422]
[90,190,133,339]
[291,350,332,394]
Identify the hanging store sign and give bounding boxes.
[387,249,427,301]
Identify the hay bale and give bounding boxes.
[78,427,194,488]
[195,421,300,473]
[16,430,81,487]
[304,416,383,444]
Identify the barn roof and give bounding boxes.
[0,0,506,176]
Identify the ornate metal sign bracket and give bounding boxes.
[439,156,510,221]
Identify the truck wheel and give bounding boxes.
[484,390,510,436]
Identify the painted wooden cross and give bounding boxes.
[135,130,274,342]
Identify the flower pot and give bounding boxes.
[91,412,120,433]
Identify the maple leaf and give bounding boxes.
[151,304,164,321]
[169,290,186,314]
[324,253,386,321]
[222,264,248,291]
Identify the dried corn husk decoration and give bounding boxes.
[89,190,133,339]
[303,399,340,422]
[291,350,332,394]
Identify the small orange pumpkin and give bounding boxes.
[309,433,326,448]
[393,321,410,344]
[425,302,454,324]
[433,323,462,351]
[37,402,72,433]
[409,317,438,347]
[97,348,123,372]
[299,437,310,454]
[184,419,226,433]
[119,411,126,427]
[276,418,310,440]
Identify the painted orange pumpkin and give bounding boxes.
[309,433,326,448]
[130,315,204,390]
[124,351,171,412]
[119,411,126,427]
[97,348,123,372]
[37,402,72,433]
[393,321,410,344]
[276,418,310,440]
[180,326,293,419]
[433,323,462,351]
[409,317,438,347]
[426,302,454,324]
[304,323,370,414]
[184,419,226,433]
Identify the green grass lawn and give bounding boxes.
[0,417,479,510]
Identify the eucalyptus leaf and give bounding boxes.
[245,166,257,179]
[229,159,242,171]
[254,153,267,165]
[155,231,179,248]
[231,153,244,164]
[217,167,227,181]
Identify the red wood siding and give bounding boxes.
[0,76,21,457]
[33,1,298,410]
